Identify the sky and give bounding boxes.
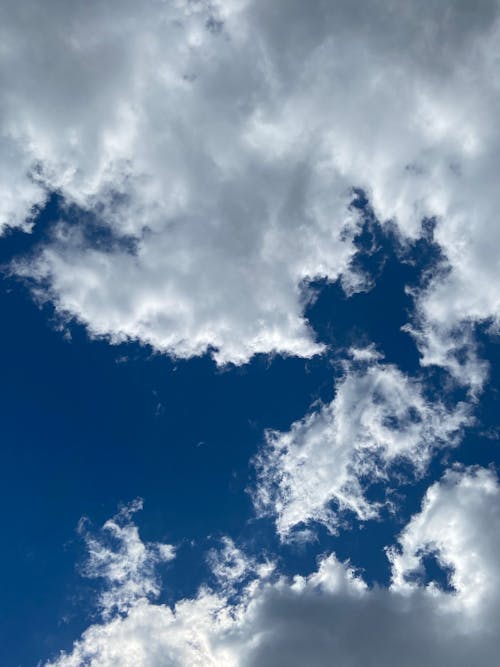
[1,1,500,665]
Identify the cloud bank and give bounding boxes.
[47,467,500,667]
[0,0,499,370]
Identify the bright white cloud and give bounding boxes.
[4,0,363,364]
[253,352,470,537]
[46,467,500,667]
[1,0,499,367]
[389,465,500,615]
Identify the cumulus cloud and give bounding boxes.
[5,0,363,364]
[0,0,499,368]
[47,467,500,667]
[253,352,470,537]
[389,465,500,615]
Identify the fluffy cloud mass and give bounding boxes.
[47,467,500,667]
[254,352,470,537]
[0,0,499,367]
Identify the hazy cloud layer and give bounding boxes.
[0,0,499,368]
[47,467,500,667]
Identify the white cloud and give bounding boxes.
[4,0,363,364]
[1,0,499,367]
[46,467,500,667]
[253,353,470,537]
[389,465,500,615]
[403,318,489,394]
[77,499,175,619]
[207,536,274,594]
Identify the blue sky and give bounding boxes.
[2,2,500,666]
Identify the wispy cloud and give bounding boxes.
[254,351,470,537]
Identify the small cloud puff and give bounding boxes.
[78,499,175,618]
